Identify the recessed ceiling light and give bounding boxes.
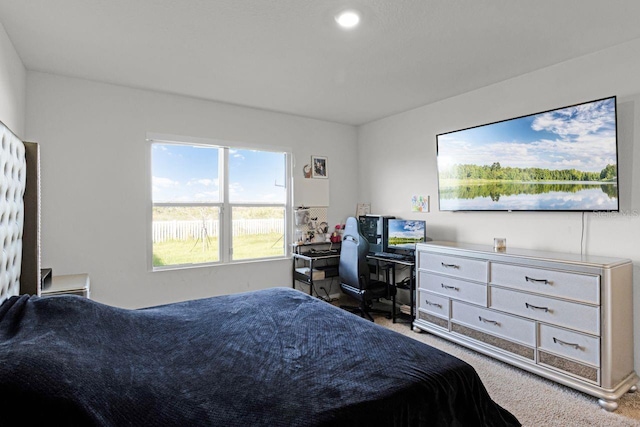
[335,10,360,29]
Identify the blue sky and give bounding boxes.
[152,144,286,203]
[437,97,617,173]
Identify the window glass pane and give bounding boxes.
[152,206,220,267]
[231,206,285,260]
[152,144,220,203]
[229,149,286,203]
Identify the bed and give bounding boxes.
[0,120,519,426]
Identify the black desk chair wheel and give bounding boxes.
[339,217,396,322]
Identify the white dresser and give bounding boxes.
[414,241,637,411]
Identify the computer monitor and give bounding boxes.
[384,219,426,256]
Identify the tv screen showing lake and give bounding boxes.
[439,182,618,211]
[436,97,619,211]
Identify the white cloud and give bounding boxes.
[531,99,615,138]
[152,176,179,187]
[193,191,219,200]
[228,182,244,196]
[187,178,218,187]
[229,149,245,160]
[259,192,279,202]
[439,131,616,173]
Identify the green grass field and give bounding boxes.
[153,233,284,266]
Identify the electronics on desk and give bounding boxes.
[358,214,395,253]
[383,218,427,259]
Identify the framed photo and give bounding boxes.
[311,155,328,179]
[356,203,371,217]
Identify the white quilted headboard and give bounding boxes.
[0,120,26,304]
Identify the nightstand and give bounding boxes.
[41,274,90,298]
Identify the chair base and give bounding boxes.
[340,302,392,322]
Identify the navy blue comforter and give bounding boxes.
[0,287,519,426]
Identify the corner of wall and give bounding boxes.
[0,20,27,137]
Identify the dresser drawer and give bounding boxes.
[489,287,600,335]
[419,271,487,305]
[418,290,450,318]
[419,252,487,282]
[490,263,600,304]
[452,300,535,346]
[539,324,600,367]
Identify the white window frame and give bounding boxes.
[147,132,292,271]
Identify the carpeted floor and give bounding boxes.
[373,313,640,426]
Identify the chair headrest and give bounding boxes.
[342,217,359,240]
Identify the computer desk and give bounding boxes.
[366,254,416,327]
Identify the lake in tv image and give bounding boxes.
[436,97,619,211]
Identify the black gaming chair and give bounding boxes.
[339,217,396,321]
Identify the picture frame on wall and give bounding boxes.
[356,203,371,217]
[311,155,328,179]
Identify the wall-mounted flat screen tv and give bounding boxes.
[436,96,619,212]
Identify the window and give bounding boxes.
[150,136,290,270]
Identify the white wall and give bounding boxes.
[359,38,640,372]
[0,21,26,136]
[25,72,358,308]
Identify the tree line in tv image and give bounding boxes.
[438,163,618,210]
[387,236,424,246]
[440,162,617,183]
[436,97,619,211]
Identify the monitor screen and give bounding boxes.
[385,219,426,254]
[436,96,619,212]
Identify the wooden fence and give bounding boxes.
[152,219,283,243]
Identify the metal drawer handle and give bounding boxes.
[425,300,442,308]
[441,283,459,291]
[525,276,550,285]
[525,302,549,312]
[441,262,460,269]
[553,337,581,350]
[478,316,500,326]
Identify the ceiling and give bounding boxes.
[2,0,640,126]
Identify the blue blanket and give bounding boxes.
[0,287,519,426]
